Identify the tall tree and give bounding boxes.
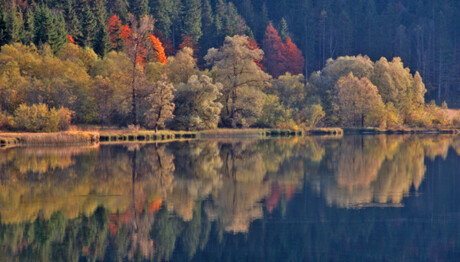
[205,35,270,127]
[144,78,175,131]
[173,74,223,130]
[262,23,286,78]
[334,73,383,127]
[121,15,155,125]
[181,0,202,44]
[80,5,97,47]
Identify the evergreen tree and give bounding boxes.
[129,0,149,18]
[93,25,111,56]
[63,0,81,41]
[33,5,53,46]
[107,0,129,21]
[80,5,97,47]
[181,0,202,44]
[0,11,11,46]
[278,18,288,41]
[150,0,173,39]
[21,8,35,45]
[47,13,67,53]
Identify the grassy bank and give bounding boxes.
[0,131,99,148]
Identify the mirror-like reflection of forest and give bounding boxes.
[1,135,460,261]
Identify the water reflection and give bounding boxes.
[1,135,460,261]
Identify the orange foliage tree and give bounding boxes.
[119,15,156,124]
[67,35,75,44]
[107,15,123,51]
[148,34,167,64]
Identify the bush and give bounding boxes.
[57,107,74,130]
[257,95,294,128]
[453,112,460,127]
[13,104,73,132]
[0,110,13,129]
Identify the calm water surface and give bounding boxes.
[1,135,460,261]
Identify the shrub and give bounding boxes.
[57,107,74,130]
[0,110,13,129]
[453,112,460,127]
[257,95,294,128]
[13,104,73,132]
[295,103,326,128]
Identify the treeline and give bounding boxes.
[0,38,457,132]
[0,0,458,131]
[1,0,459,106]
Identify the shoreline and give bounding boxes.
[1,127,459,147]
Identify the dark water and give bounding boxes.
[1,135,460,261]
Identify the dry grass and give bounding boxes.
[0,131,99,145]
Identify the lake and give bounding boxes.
[1,135,460,261]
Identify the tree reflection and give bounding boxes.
[1,135,460,260]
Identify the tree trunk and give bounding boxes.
[131,58,137,125]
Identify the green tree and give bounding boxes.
[334,73,383,127]
[165,47,198,84]
[204,35,270,127]
[278,18,289,41]
[80,5,97,47]
[257,95,292,128]
[181,0,202,44]
[144,78,175,131]
[173,74,223,130]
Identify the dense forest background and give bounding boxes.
[1,0,458,105]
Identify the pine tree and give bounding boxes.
[80,5,97,47]
[199,0,215,57]
[33,5,53,46]
[150,0,173,38]
[107,0,129,21]
[63,0,81,41]
[129,0,149,18]
[181,0,202,44]
[21,8,35,45]
[0,11,10,46]
[279,18,288,41]
[47,13,67,53]
[93,25,111,56]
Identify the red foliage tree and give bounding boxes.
[262,23,305,77]
[284,37,304,75]
[262,23,287,78]
[247,37,265,69]
[107,14,123,50]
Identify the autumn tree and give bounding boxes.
[148,34,167,64]
[165,47,198,84]
[107,14,123,50]
[205,35,270,127]
[334,73,383,127]
[173,74,223,130]
[262,23,304,77]
[144,78,175,131]
[283,37,304,75]
[121,15,155,125]
[257,95,293,128]
[262,23,286,78]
